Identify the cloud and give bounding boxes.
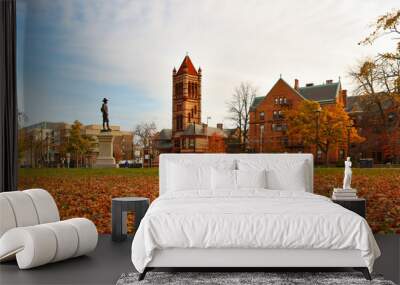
[19,0,399,130]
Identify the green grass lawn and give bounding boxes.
[19,167,399,178]
[19,167,159,177]
[315,167,400,177]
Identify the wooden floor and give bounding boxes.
[0,234,398,285]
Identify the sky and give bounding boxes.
[16,0,399,131]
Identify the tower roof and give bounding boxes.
[176,55,198,76]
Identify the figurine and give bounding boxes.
[101,98,111,131]
[343,157,352,190]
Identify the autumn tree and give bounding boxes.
[113,143,123,163]
[350,9,400,161]
[287,101,364,165]
[207,133,226,153]
[360,9,400,59]
[67,120,94,168]
[226,82,257,151]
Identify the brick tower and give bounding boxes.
[172,55,202,149]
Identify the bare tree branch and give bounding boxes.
[226,82,257,151]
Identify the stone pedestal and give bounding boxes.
[94,132,116,168]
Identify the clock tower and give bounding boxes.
[172,55,202,150]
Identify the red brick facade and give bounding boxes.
[249,78,348,163]
[347,96,400,164]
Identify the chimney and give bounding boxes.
[172,67,176,75]
[341,90,347,108]
[294,79,299,90]
[202,123,208,135]
[326,79,333,84]
[217,123,223,130]
[306,83,314,87]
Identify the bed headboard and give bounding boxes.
[159,153,314,195]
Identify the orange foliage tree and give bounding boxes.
[287,101,364,165]
[207,133,226,153]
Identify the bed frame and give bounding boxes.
[139,248,370,280]
[139,154,372,281]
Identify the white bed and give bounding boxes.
[131,154,380,280]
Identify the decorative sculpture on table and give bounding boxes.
[101,98,111,131]
[343,157,352,190]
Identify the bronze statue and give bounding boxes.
[101,98,111,131]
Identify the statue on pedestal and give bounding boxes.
[101,98,111,132]
[343,157,352,190]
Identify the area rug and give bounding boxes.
[116,271,395,285]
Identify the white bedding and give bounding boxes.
[131,190,380,273]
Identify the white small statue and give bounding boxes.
[343,157,352,190]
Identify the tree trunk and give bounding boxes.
[324,143,330,166]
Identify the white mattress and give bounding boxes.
[131,190,380,273]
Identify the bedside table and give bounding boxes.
[111,197,150,242]
[332,198,366,218]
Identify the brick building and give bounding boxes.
[346,95,400,164]
[248,78,348,163]
[19,122,133,167]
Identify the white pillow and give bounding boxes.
[211,168,237,190]
[238,159,307,191]
[166,159,236,192]
[236,169,267,189]
[168,162,211,191]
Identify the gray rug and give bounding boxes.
[116,272,395,285]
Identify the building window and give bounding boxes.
[175,83,183,98]
[279,98,283,105]
[388,112,396,122]
[194,105,197,114]
[275,98,278,105]
[272,124,286,132]
[273,111,278,120]
[284,98,287,104]
[259,111,265,121]
[176,115,183,130]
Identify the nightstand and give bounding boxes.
[111,197,150,242]
[332,198,366,218]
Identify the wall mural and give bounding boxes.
[16,0,400,234]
